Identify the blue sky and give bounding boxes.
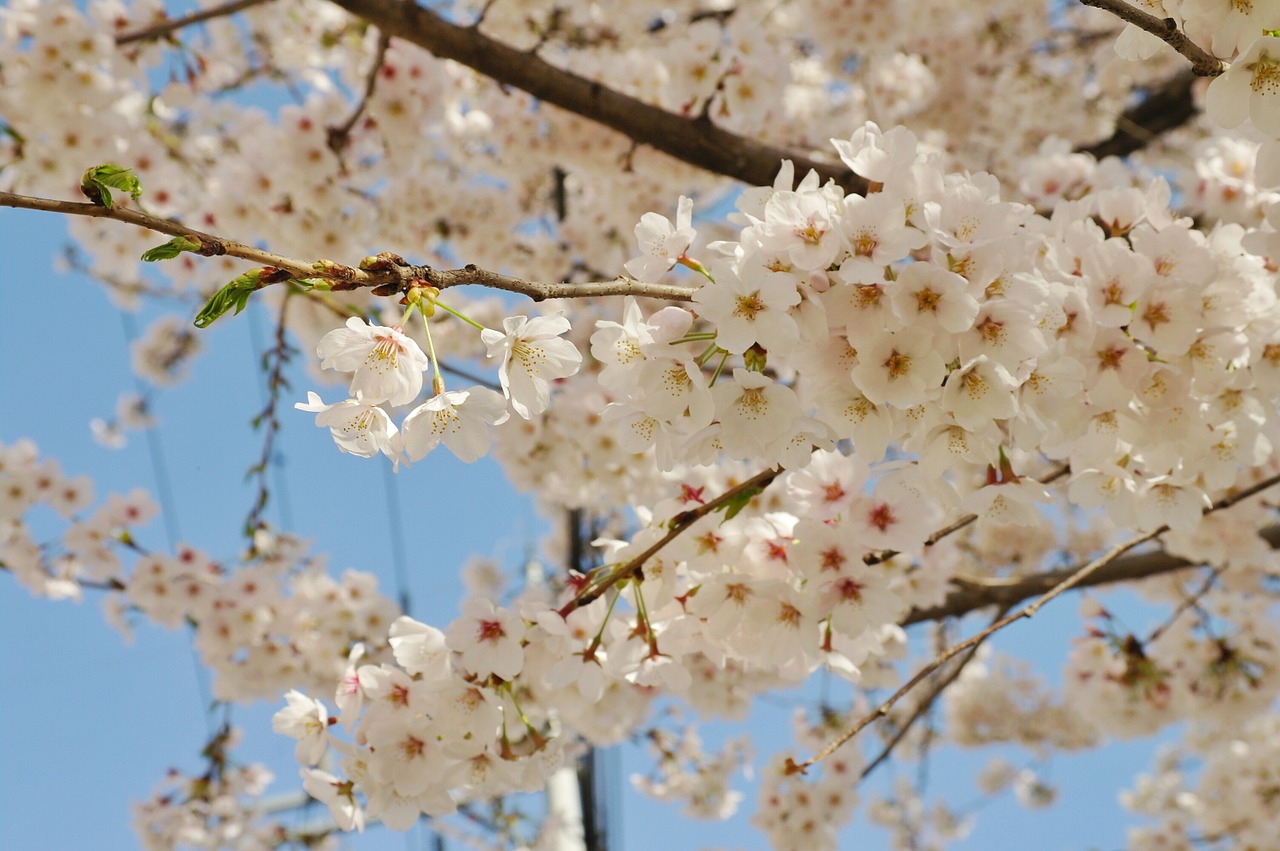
[0,202,1179,851]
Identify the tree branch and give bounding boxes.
[1078,71,1198,160]
[864,466,1071,567]
[557,466,784,617]
[327,30,393,165]
[790,527,1165,774]
[115,0,277,46]
[906,488,1280,627]
[790,471,1280,774]
[0,190,696,303]
[325,0,865,195]
[858,606,1010,784]
[1077,0,1223,76]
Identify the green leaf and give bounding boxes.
[193,270,262,329]
[141,236,201,262]
[716,485,762,523]
[80,164,143,208]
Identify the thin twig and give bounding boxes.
[793,471,1280,773]
[115,0,277,46]
[1077,0,1223,76]
[1143,567,1225,645]
[789,527,1164,775]
[244,290,296,537]
[0,190,697,303]
[858,606,1011,783]
[864,465,1071,567]
[557,466,783,616]
[327,31,393,164]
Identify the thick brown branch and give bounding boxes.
[326,0,865,195]
[904,524,1280,626]
[906,466,1280,626]
[790,473,1280,773]
[115,0,276,45]
[0,190,696,302]
[1077,0,1223,76]
[792,527,1165,774]
[1079,71,1197,160]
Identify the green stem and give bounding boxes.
[673,331,718,344]
[696,342,721,368]
[632,581,659,656]
[586,585,624,657]
[420,309,445,395]
[709,350,730,386]
[431,297,487,331]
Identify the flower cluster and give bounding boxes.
[7,0,1280,847]
[298,311,580,467]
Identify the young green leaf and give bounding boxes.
[141,236,202,262]
[193,270,263,328]
[80,164,143,208]
[716,485,762,523]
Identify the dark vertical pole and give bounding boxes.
[567,508,610,851]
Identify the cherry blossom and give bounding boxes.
[397,386,510,464]
[624,195,697,281]
[481,313,583,419]
[1206,35,1280,136]
[10,1,1280,848]
[295,392,398,459]
[316,317,429,407]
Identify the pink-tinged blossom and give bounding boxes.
[759,188,845,271]
[636,356,715,429]
[838,191,926,283]
[316,317,429,407]
[397,387,509,464]
[481,313,582,419]
[295,392,398,459]
[592,297,693,392]
[445,598,525,681]
[941,356,1020,430]
[962,481,1050,527]
[334,643,370,730]
[818,566,906,639]
[1206,36,1280,136]
[1133,478,1212,532]
[625,195,697,281]
[830,121,920,184]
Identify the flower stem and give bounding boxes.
[420,310,446,395]
[430,297,487,331]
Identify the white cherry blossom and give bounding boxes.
[1206,35,1280,136]
[481,313,583,419]
[316,317,429,407]
[295,392,398,459]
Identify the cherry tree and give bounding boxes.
[3,0,1280,847]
